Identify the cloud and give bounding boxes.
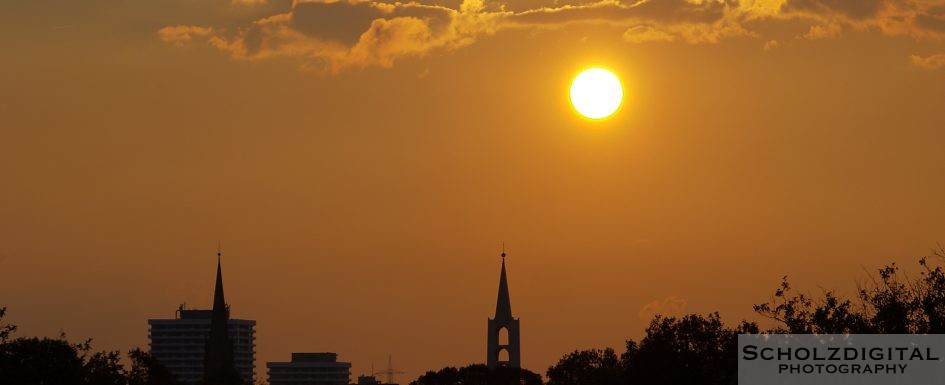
[159,0,945,73]
[508,0,733,26]
[911,52,945,69]
[623,25,676,43]
[288,1,413,45]
[158,25,216,45]
[779,0,945,40]
[166,0,505,72]
[638,296,688,321]
[509,0,755,44]
[781,0,886,21]
[800,23,841,39]
[763,38,778,49]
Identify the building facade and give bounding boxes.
[268,352,352,385]
[149,253,255,385]
[487,251,521,369]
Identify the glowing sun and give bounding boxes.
[570,68,623,120]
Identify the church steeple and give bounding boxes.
[487,248,521,369]
[212,248,227,320]
[203,245,243,385]
[494,252,512,321]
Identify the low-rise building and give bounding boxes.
[268,352,352,385]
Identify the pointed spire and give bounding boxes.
[494,248,513,321]
[204,244,240,385]
[213,249,226,318]
[212,242,227,318]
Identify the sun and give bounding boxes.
[570,68,623,120]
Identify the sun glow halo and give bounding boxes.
[569,68,623,120]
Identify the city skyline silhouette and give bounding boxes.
[146,245,529,384]
[8,245,945,385]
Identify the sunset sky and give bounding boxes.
[2,0,945,381]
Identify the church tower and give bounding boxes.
[487,250,521,369]
[203,248,244,385]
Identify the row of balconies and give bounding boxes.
[151,348,255,355]
[150,337,255,345]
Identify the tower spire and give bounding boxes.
[494,249,512,321]
[213,243,226,315]
[204,244,241,385]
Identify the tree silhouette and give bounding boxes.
[411,364,542,385]
[128,348,181,385]
[753,276,873,333]
[0,336,89,385]
[544,314,756,385]
[546,348,622,385]
[0,307,16,343]
[554,249,945,385]
[87,350,129,385]
[754,247,945,334]
[622,313,757,385]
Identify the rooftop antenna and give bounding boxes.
[501,241,506,259]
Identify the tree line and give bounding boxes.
[0,306,178,385]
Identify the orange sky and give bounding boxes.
[2,0,945,382]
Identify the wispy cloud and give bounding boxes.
[799,23,841,39]
[638,296,688,320]
[910,52,945,69]
[158,25,217,46]
[623,25,677,43]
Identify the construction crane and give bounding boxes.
[374,354,404,384]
